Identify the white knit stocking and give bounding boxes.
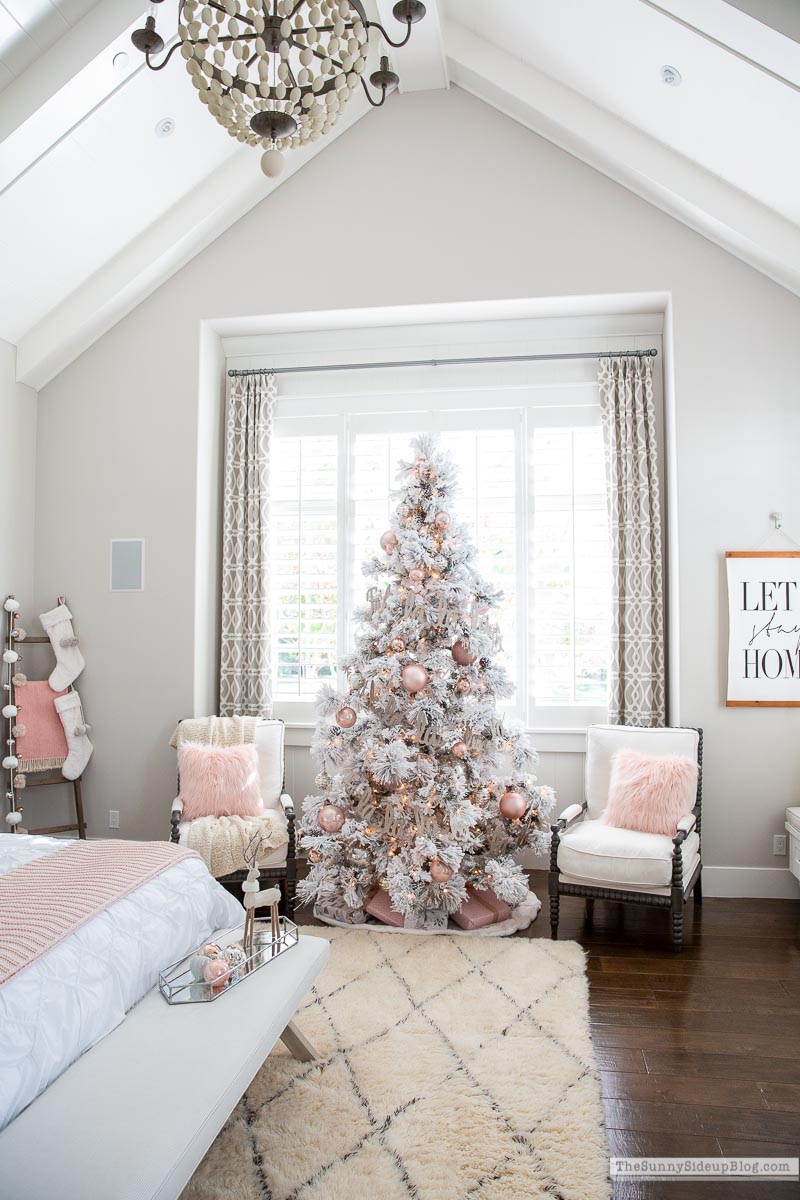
[54,691,93,781]
[39,604,85,691]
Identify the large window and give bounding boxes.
[268,374,612,728]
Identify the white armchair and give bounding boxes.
[549,724,703,950]
[170,719,297,918]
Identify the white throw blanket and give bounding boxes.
[185,813,288,877]
[169,715,258,749]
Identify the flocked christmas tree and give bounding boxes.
[298,434,556,928]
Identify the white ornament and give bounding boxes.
[260,148,285,177]
[3,756,19,770]
[2,705,18,719]
[3,598,20,613]
[5,812,21,826]
[3,650,19,664]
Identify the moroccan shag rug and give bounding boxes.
[183,929,610,1200]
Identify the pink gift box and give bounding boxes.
[450,891,495,930]
[467,885,512,923]
[365,888,405,927]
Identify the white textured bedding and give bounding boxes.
[0,834,243,1130]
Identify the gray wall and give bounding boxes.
[1,338,37,611]
[33,88,800,892]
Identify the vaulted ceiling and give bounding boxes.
[1,0,798,388]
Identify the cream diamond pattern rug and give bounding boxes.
[183,929,610,1200]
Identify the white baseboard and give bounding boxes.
[519,853,799,899]
[701,866,799,899]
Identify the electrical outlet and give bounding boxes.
[109,810,120,830]
[773,834,787,856]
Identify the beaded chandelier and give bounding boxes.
[131,1,426,176]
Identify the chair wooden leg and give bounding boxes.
[671,896,684,951]
[585,898,595,922]
[694,872,702,905]
[549,891,560,940]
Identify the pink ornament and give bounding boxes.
[380,530,398,553]
[201,943,221,959]
[390,637,406,653]
[433,512,451,530]
[336,706,357,729]
[451,741,468,759]
[401,663,429,693]
[203,958,231,985]
[318,804,347,832]
[499,790,527,820]
[408,567,425,584]
[452,640,477,666]
[455,678,471,694]
[430,859,453,883]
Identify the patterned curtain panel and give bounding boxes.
[219,372,276,718]
[598,355,666,726]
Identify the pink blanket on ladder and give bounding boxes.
[0,840,201,987]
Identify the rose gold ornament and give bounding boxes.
[455,678,471,694]
[430,859,453,883]
[499,790,527,819]
[451,640,477,666]
[380,530,398,553]
[408,567,425,584]
[201,943,222,959]
[390,637,406,653]
[203,958,231,985]
[451,741,468,759]
[308,848,322,864]
[335,705,357,729]
[433,511,451,530]
[318,804,347,832]
[401,663,429,693]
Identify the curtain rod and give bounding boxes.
[227,348,658,377]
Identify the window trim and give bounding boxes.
[224,310,666,738]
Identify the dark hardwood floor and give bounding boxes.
[296,868,800,1199]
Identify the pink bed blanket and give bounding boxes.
[0,840,201,988]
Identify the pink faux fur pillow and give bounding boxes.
[178,742,263,820]
[602,749,698,836]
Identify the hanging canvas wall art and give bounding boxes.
[726,552,800,706]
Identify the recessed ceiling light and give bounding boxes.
[155,117,176,138]
[661,65,682,87]
[112,51,129,73]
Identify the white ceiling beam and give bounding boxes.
[447,21,800,299]
[15,94,373,390]
[0,1,146,145]
[373,0,448,92]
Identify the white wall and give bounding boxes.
[0,339,37,609]
[33,88,800,893]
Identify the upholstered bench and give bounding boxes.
[0,933,329,1200]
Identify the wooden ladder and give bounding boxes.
[4,594,87,839]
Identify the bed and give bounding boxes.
[0,832,243,1130]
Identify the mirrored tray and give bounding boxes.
[159,916,299,1004]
